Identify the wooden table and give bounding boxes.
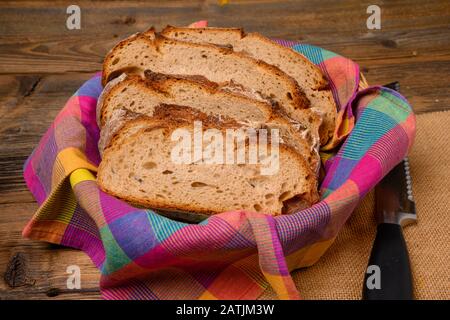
[0,0,449,300]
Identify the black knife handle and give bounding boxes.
[363,223,413,300]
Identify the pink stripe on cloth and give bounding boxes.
[247,213,301,299]
[322,56,359,109]
[366,124,411,175]
[78,96,101,165]
[348,154,383,196]
[99,190,138,224]
[188,20,208,28]
[54,96,81,125]
[23,159,47,205]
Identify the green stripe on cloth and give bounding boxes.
[100,225,132,275]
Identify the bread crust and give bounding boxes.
[159,26,337,145]
[161,26,327,89]
[98,114,319,216]
[244,32,328,89]
[155,34,310,110]
[162,25,245,38]
[98,72,276,128]
[102,32,310,111]
[98,73,320,173]
[98,27,325,217]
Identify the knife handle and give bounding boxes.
[363,223,413,300]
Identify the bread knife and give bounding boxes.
[362,157,416,299]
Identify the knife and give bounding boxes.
[362,157,417,299]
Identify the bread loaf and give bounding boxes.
[160,26,337,144]
[97,72,321,172]
[97,107,319,216]
[102,31,312,127]
[97,26,330,217]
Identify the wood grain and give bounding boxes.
[0,202,101,299]
[0,0,449,300]
[1,1,449,74]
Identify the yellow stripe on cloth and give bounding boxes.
[198,291,218,300]
[50,147,97,189]
[263,272,299,300]
[70,168,96,188]
[286,238,336,270]
[56,147,97,176]
[58,147,97,174]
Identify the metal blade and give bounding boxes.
[375,158,417,227]
[383,81,400,92]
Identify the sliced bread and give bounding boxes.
[97,107,319,216]
[97,72,321,172]
[160,26,337,144]
[102,31,312,125]
[161,26,327,90]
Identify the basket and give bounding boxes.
[22,43,415,300]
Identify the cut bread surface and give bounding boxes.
[98,72,272,128]
[97,26,330,217]
[160,26,337,144]
[97,113,319,216]
[97,72,321,172]
[161,26,327,90]
[102,32,311,125]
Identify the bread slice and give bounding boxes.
[98,72,273,129]
[102,31,312,126]
[97,108,319,216]
[161,26,327,90]
[160,26,337,144]
[97,72,321,172]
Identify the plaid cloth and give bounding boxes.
[22,30,415,300]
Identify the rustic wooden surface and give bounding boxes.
[0,0,449,300]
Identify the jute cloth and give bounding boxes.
[262,110,450,300]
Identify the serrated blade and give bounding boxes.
[375,158,417,227]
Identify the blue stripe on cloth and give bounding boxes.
[324,157,359,193]
[292,44,324,65]
[76,74,103,98]
[109,211,159,260]
[147,210,187,243]
[342,107,397,161]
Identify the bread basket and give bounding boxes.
[22,40,415,300]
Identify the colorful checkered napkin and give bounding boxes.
[22,33,415,299]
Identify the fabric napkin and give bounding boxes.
[22,25,415,299]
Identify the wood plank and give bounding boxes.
[362,58,450,114]
[0,202,101,299]
[0,73,92,153]
[0,0,449,74]
[0,73,94,204]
